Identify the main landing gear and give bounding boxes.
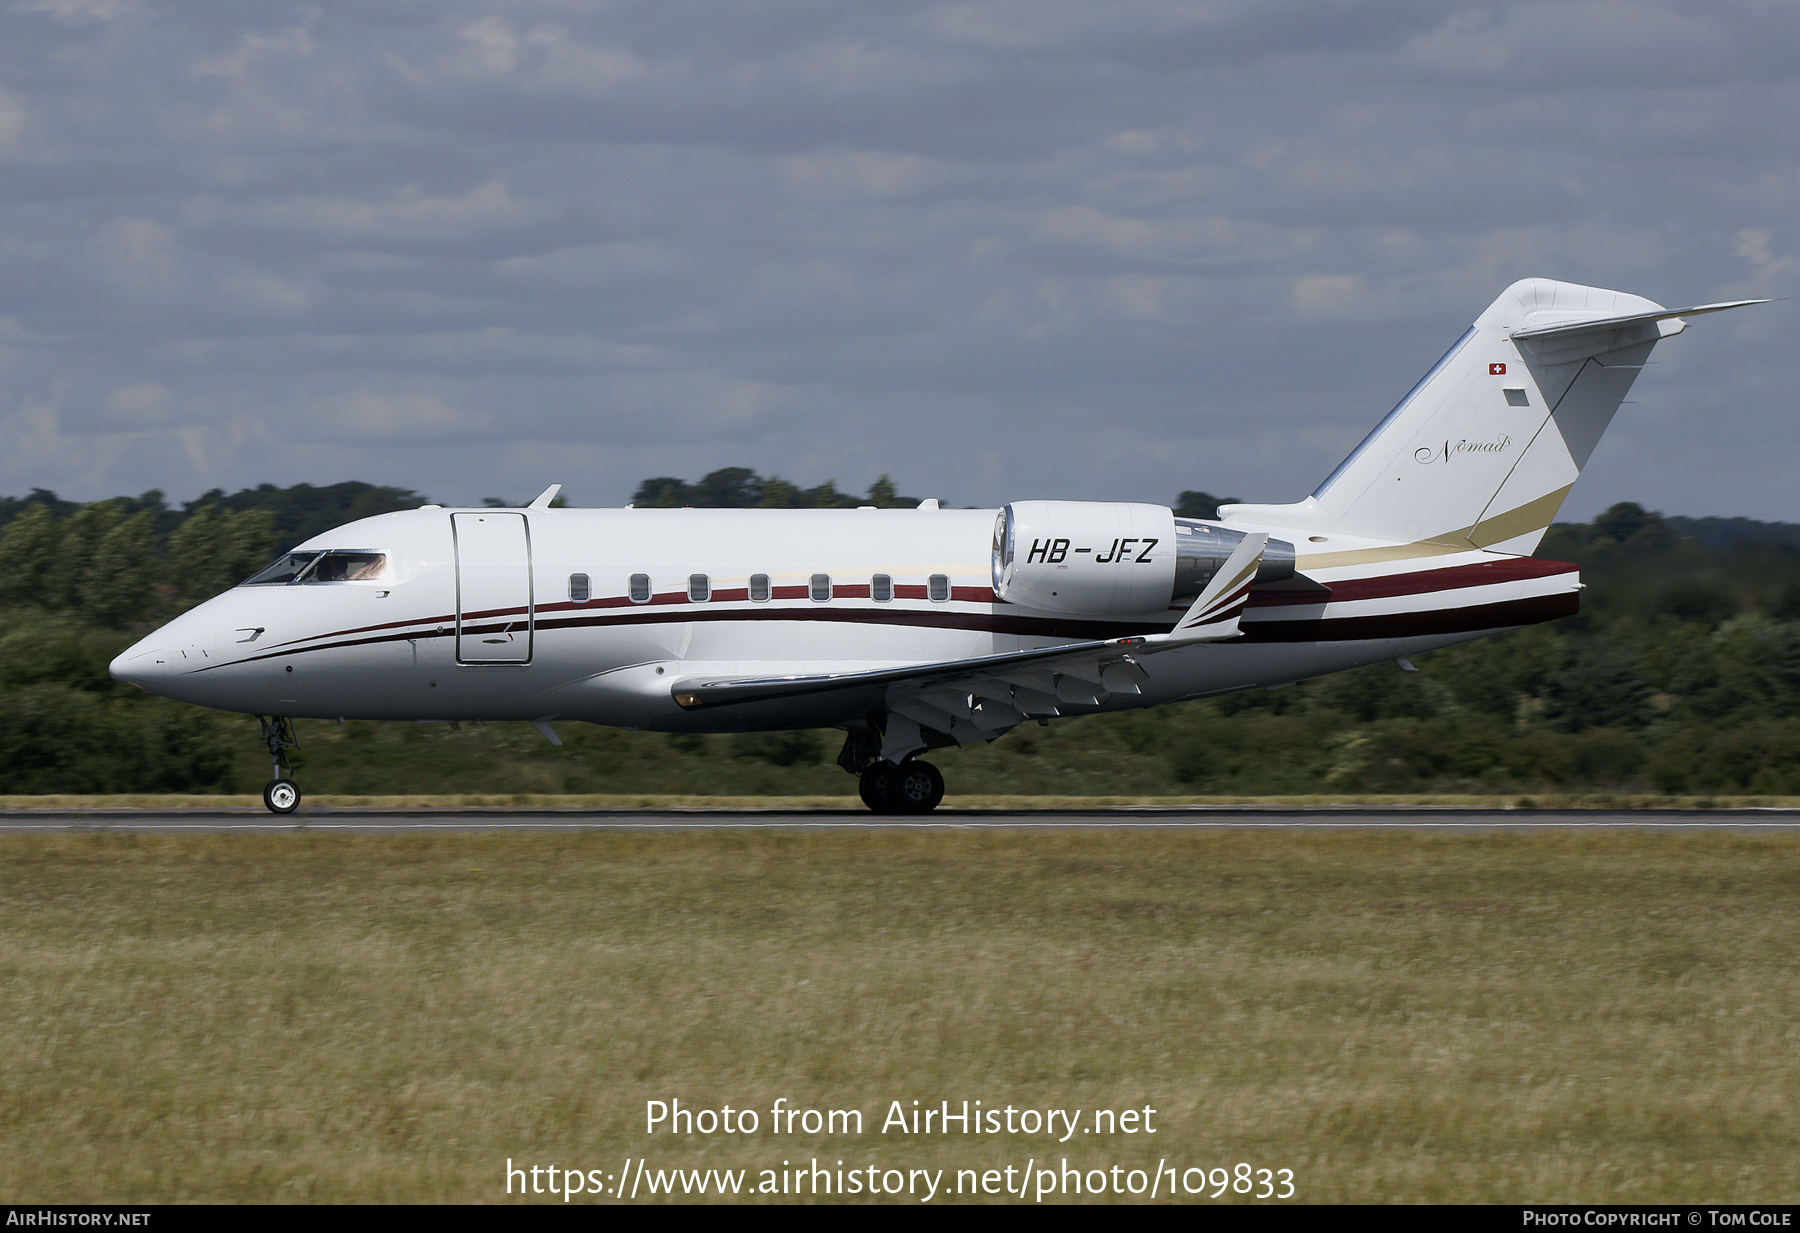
[257,715,302,815]
[838,722,946,814]
[858,759,945,815]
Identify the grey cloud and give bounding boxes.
[0,1,1791,518]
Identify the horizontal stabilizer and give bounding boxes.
[1510,298,1771,341]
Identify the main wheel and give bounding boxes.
[263,778,301,815]
[859,762,894,813]
[887,760,945,814]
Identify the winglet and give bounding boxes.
[528,484,563,509]
[1159,531,1267,643]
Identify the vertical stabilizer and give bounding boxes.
[1219,279,1766,555]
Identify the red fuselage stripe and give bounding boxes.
[199,588,1576,672]
[1247,557,1576,607]
[273,557,1578,649]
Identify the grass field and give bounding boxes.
[4,829,1798,1203]
[6,792,1800,811]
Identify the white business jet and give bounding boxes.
[111,278,1768,814]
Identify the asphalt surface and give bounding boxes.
[5,807,1800,832]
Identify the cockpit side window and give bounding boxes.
[245,550,386,585]
[242,552,320,586]
[301,552,387,583]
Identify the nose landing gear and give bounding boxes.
[257,715,302,815]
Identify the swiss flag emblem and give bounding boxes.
[1490,363,1506,375]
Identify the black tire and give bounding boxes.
[859,763,894,813]
[887,760,945,814]
[263,778,301,815]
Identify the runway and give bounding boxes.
[5,807,1800,832]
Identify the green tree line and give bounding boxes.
[631,467,919,509]
[0,482,426,792]
[3,479,1800,797]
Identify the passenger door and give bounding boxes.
[453,512,532,664]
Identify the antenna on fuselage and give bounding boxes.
[527,484,563,509]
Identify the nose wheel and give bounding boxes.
[256,715,302,815]
[858,759,944,814]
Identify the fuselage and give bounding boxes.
[110,503,1579,733]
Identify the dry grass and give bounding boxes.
[3,830,1799,1203]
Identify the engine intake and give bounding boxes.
[991,501,1294,617]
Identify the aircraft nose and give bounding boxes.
[109,641,168,692]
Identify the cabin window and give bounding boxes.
[242,552,320,586]
[629,573,651,603]
[569,573,590,603]
[749,573,771,603]
[1503,388,1529,406]
[688,573,710,603]
[810,573,832,603]
[871,573,893,603]
[928,574,950,602]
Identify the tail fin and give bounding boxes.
[1221,279,1768,555]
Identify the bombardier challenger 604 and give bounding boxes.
[110,278,1769,813]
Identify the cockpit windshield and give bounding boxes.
[242,552,320,586]
[240,550,388,586]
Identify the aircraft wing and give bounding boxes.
[674,636,1130,711]
[671,531,1268,757]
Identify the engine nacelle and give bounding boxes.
[991,501,1174,615]
[991,501,1296,616]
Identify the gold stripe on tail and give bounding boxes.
[1296,484,1574,570]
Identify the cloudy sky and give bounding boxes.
[0,0,1791,518]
